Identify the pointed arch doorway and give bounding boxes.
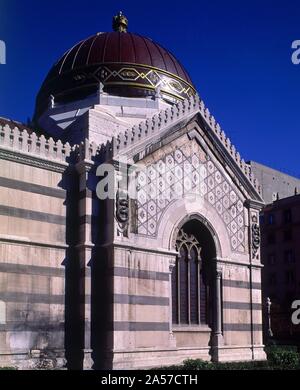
[171,216,223,358]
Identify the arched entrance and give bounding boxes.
[171,218,217,328]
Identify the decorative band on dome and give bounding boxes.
[35,61,196,116]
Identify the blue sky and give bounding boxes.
[0,0,300,177]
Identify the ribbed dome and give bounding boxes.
[35,16,196,118]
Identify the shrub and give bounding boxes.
[183,359,212,370]
[265,346,299,369]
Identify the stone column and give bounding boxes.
[213,268,224,342]
[75,160,94,370]
[246,200,266,360]
[168,257,176,347]
[266,297,273,338]
[211,264,224,361]
[215,270,223,337]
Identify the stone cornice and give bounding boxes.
[0,234,68,249]
[214,257,264,269]
[245,199,265,210]
[0,146,68,173]
[102,241,178,257]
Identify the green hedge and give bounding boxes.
[265,346,299,369]
[155,346,300,370]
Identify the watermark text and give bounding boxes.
[291,300,300,325]
[292,40,300,65]
[0,40,6,65]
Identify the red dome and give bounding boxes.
[54,32,192,84]
[35,29,196,118]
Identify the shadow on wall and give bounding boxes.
[62,154,114,370]
[61,161,82,370]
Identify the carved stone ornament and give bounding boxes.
[116,190,129,225]
[251,215,260,258]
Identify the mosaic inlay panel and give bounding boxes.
[135,144,246,252]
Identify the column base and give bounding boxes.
[212,345,267,363]
[169,333,177,348]
[83,350,94,370]
[211,333,224,362]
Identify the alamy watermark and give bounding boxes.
[291,40,300,65]
[95,156,206,204]
[0,40,6,64]
[291,300,300,325]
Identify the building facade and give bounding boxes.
[249,161,300,204]
[0,14,266,369]
[261,194,300,344]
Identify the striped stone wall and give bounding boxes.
[0,153,69,368]
[222,265,263,346]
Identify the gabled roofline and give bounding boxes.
[111,94,263,201]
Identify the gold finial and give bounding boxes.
[113,11,128,33]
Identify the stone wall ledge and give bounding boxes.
[0,234,67,249]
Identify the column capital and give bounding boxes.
[169,257,176,272]
[212,258,224,273]
[75,160,93,175]
[244,199,264,210]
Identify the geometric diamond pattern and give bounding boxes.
[135,145,246,252]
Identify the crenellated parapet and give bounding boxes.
[0,123,114,170]
[0,124,72,162]
[112,94,262,195]
[75,138,113,163]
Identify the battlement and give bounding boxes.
[0,124,72,162]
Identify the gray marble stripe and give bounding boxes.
[0,205,66,225]
[0,263,64,277]
[0,292,65,304]
[114,294,169,306]
[223,324,263,332]
[79,190,93,200]
[79,215,92,225]
[114,322,170,332]
[223,302,262,310]
[114,267,169,282]
[0,177,66,199]
[223,279,261,290]
[0,322,64,332]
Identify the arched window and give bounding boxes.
[172,228,208,325]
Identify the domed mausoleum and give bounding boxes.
[0,13,266,370]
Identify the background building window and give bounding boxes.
[283,230,293,242]
[284,250,294,264]
[285,270,295,285]
[268,254,276,265]
[268,214,275,225]
[283,209,292,224]
[269,273,277,286]
[268,234,276,245]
